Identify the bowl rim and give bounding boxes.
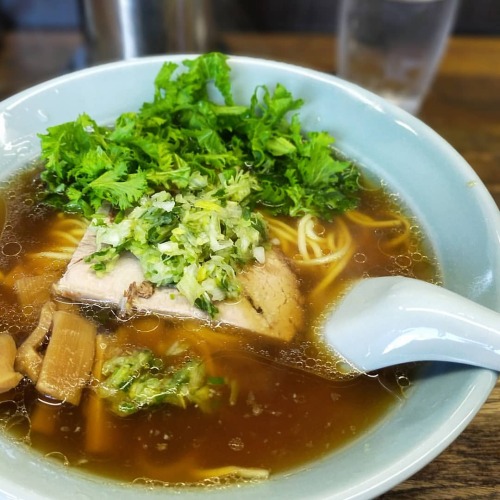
[0,53,498,500]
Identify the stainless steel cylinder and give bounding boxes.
[82,0,217,65]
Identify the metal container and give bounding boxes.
[82,0,217,65]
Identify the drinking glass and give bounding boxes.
[337,0,459,114]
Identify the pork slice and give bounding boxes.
[53,227,303,341]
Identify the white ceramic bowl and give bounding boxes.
[0,55,499,500]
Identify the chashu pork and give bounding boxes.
[53,226,303,341]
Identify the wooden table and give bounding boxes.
[1,30,499,499]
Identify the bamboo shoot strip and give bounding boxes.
[36,310,96,405]
[29,399,59,436]
[15,301,56,382]
[84,335,114,454]
[14,274,56,310]
[0,333,23,393]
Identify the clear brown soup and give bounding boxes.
[0,165,438,486]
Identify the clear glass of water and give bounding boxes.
[336,0,459,114]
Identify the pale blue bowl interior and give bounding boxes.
[0,55,498,500]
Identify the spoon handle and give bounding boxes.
[327,277,500,372]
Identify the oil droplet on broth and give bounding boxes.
[7,323,21,335]
[353,252,367,264]
[4,413,30,439]
[44,451,70,466]
[394,254,412,268]
[397,374,411,389]
[228,437,245,451]
[411,251,423,262]
[2,241,22,257]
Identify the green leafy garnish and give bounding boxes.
[97,348,227,416]
[38,52,360,315]
[88,174,265,315]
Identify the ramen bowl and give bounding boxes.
[0,55,498,499]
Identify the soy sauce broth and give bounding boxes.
[3,343,399,484]
[0,165,439,486]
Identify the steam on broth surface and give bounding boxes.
[0,163,439,485]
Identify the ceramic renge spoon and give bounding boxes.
[325,276,500,372]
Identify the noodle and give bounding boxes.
[48,230,83,246]
[265,206,413,298]
[25,216,87,265]
[345,210,403,228]
[35,249,80,260]
[345,209,411,251]
[297,216,352,266]
[309,244,356,299]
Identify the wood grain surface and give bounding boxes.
[0,29,499,499]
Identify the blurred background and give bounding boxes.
[0,0,500,99]
[0,0,499,34]
[0,0,498,101]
